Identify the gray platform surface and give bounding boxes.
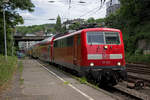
[4,59,115,100]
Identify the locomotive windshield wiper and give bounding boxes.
[90,41,93,46]
[89,36,93,46]
[90,39,93,46]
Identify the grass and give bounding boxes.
[79,77,87,84]
[0,55,18,86]
[18,61,23,75]
[20,77,24,85]
[64,81,69,85]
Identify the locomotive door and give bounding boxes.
[73,35,78,65]
[48,44,51,62]
[73,35,81,65]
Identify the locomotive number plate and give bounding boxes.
[102,54,110,59]
[102,61,111,64]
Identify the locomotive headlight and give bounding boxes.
[104,45,108,49]
[90,63,94,66]
[117,62,121,66]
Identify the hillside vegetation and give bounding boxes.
[16,24,55,35]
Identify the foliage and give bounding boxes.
[79,77,87,84]
[126,53,150,64]
[61,25,67,33]
[0,0,34,55]
[64,81,69,85]
[16,24,55,35]
[86,17,95,24]
[69,22,80,30]
[54,15,62,33]
[105,0,150,55]
[0,55,17,86]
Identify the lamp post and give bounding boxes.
[3,5,7,60]
[0,0,9,60]
[1,0,9,60]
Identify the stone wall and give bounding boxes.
[138,39,150,54]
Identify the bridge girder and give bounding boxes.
[13,36,50,46]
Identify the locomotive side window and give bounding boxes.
[105,32,120,44]
[54,41,57,47]
[77,35,81,45]
[67,36,73,47]
[54,36,73,48]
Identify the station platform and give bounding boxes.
[1,59,115,100]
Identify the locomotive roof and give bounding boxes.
[54,30,82,41]
[39,35,54,44]
[54,28,121,41]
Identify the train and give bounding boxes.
[27,27,127,86]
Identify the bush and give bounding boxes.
[126,54,150,64]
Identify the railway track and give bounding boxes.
[114,84,149,100]
[123,63,150,100]
[101,84,149,100]
[126,64,150,75]
[126,63,150,87]
[37,59,149,100]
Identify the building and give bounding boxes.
[63,18,85,29]
[138,39,150,55]
[106,0,120,17]
[18,34,39,50]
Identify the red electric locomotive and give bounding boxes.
[53,28,127,86]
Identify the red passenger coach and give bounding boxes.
[28,36,55,62]
[53,28,127,86]
[38,36,54,62]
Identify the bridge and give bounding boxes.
[13,35,50,46]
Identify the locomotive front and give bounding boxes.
[81,28,127,86]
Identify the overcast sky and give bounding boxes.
[19,0,109,26]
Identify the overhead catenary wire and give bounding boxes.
[79,0,106,18]
[85,4,105,17]
[79,7,100,18]
[79,5,105,18]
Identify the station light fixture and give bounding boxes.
[48,1,55,3]
[78,1,86,3]
[48,18,56,20]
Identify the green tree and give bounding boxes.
[0,0,34,55]
[86,17,95,24]
[69,22,80,30]
[54,15,62,33]
[61,25,67,33]
[105,0,150,54]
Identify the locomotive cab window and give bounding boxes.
[87,32,104,44]
[105,32,120,44]
[86,31,120,45]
